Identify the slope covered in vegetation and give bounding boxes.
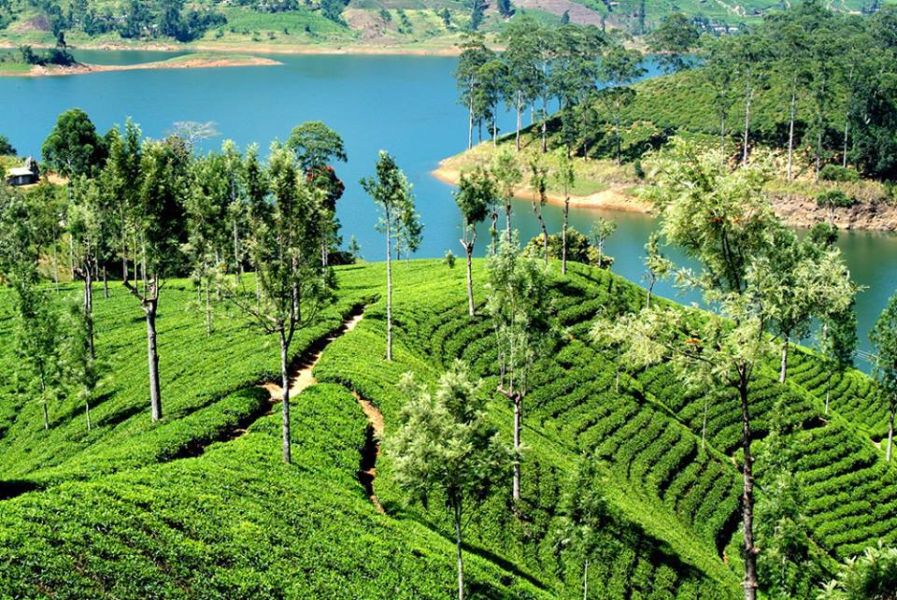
[1,258,894,597]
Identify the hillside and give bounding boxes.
[0,0,893,53]
[1,258,894,597]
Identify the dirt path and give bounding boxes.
[260,310,365,410]
[255,309,386,514]
[355,391,386,514]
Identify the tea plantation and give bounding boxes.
[0,259,893,597]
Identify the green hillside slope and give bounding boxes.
[1,259,894,597]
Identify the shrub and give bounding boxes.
[820,165,860,183]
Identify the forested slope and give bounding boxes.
[2,258,891,597]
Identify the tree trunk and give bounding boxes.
[887,408,894,463]
[280,329,292,464]
[515,94,523,152]
[532,199,548,264]
[779,338,789,384]
[454,503,465,600]
[467,96,474,150]
[463,240,475,317]
[84,264,95,360]
[85,393,91,432]
[787,90,797,181]
[842,118,850,168]
[541,102,548,154]
[583,558,589,600]
[51,248,60,293]
[561,197,569,275]
[103,266,109,299]
[204,280,212,336]
[145,296,162,422]
[646,280,654,310]
[385,220,393,362]
[504,202,512,241]
[742,85,754,165]
[512,392,521,501]
[739,375,758,600]
[233,218,242,285]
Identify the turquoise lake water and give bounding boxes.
[1,51,895,367]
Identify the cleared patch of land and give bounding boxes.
[0,52,281,77]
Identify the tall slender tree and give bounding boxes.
[361,151,420,362]
[454,167,496,317]
[871,292,897,463]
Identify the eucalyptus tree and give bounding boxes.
[475,58,507,146]
[491,148,522,239]
[186,151,231,335]
[598,44,645,163]
[729,34,772,165]
[648,12,699,73]
[101,120,143,288]
[556,457,608,600]
[553,148,575,274]
[122,135,191,422]
[68,176,104,358]
[454,167,496,316]
[871,292,897,463]
[643,232,671,310]
[589,217,616,269]
[394,196,423,262]
[753,226,855,384]
[597,141,784,600]
[819,302,857,415]
[392,362,509,600]
[500,16,545,151]
[61,299,99,433]
[704,37,739,154]
[456,34,495,150]
[361,151,420,362]
[232,143,332,464]
[528,156,549,262]
[0,186,62,431]
[486,234,553,502]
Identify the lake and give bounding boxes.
[1,50,895,367]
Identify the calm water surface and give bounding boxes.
[0,51,894,366]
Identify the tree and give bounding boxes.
[730,35,772,164]
[68,176,104,359]
[704,37,739,154]
[286,121,347,172]
[598,45,645,163]
[753,226,854,383]
[454,167,496,317]
[122,136,191,422]
[361,151,419,362]
[61,298,100,433]
[0,134,16,156]
[589,217,616,269]
[600,141,785,600]
[818,301,857,414]
[456,34,494,150]
[491,148,522,239]
[391,361,509,600]
[528,156,549,262]
[871,292,897,463]
[41,108,105,178]
[496,0,513,18]
[643,232,671,309]
[819,542,897,600]
[648,13,699,73]
[486,235,553,501]
[553,148,575,274]
[0,187,62,431]
[232,143,332,464]
[500,17,545,151]
[555,456,609,600]
[755,401,824,599]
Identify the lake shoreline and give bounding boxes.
[432,162,654,214]
[0,54,282,78]
[0,40,463,58]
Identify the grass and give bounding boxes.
[1,258,895,597]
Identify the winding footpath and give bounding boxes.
[257,309,386,514]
